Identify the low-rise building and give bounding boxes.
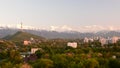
[23,40,31,45]
[31,48,41,54]
[67,42,77,48]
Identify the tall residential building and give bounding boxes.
[99,38,107,46]
[111,36,119,43]
[84,37,89,43]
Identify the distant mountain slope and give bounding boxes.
[3,31,45,41]
[0,28,17,38]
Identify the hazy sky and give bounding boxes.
[0,0,120,32]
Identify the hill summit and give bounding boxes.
[3,31,45,41]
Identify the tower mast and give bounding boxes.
[21,22,23,31]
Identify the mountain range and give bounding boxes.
[0,27,120,39]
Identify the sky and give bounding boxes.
[0,0,120,32]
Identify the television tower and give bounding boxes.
[21,22,23,32]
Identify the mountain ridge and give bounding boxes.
[0,28,120,39]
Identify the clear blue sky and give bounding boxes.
[0,0,120,31]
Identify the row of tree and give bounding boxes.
[1,39,120,68]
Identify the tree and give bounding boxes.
[35,50,43,58]
[109,59,120,68]
[84,58,99,68]
[52,54,68,68]
[1,62,13,68]
[32,58,53,68]
[97,58,109,68]
[9,50,23,64]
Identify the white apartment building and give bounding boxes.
[84,37,89,43]
[111,36,119,43]
[99,38,107,46]
[31,48,41,54]
[67,42,77,48]
[84,37,94,43]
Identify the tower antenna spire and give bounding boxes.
[21,22,23,31]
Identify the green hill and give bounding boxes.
[3,31,45,41]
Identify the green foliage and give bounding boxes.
[52,54,68,68]
[0,49,23,68]
[0,62,13,68]
[0,41,15,50]
[109,59,120,68]
[0,61,22,68]
[35,50,43,58]
[1,39,120,68]
[97,58,109,68]
[0,50,8,59]
[84,58,99,68]
[32,58,53,68]
[9,50,23,64]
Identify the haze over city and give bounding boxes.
[0,0,120,32]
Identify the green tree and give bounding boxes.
[52,54,68,68]
[84,58,99,68]
[0,62,13,68]
[32,58,53,68]
[35,50,43,58]
[97,58,109,68]
[109,59,120,68]
[9,50,23,64]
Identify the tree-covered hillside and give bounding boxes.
[3,31,45,41]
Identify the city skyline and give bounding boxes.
[0,0,120,32]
